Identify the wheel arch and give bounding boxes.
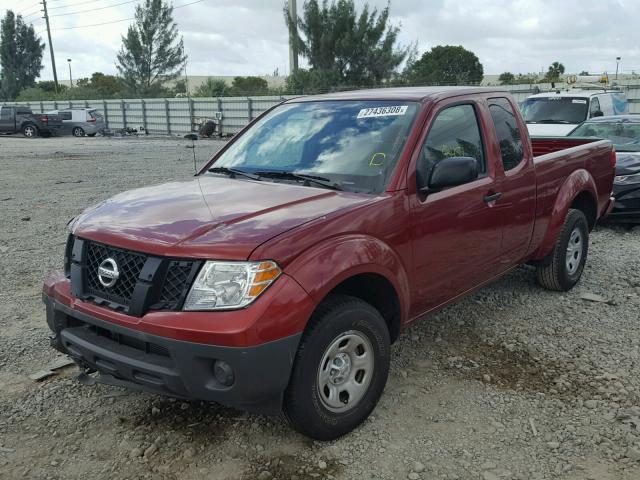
[284,234,410,344]
[532,169,598,260]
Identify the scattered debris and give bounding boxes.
[28,356,75,382]
[47,356,75,371]
[28,370,56,382]
[579,292,608,303]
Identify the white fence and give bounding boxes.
[3,96,295,136]
[5,84,640,136]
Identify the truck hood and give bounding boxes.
[71,176,372,259]
[526,123,578,137]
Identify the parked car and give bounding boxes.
[0,106,63,138]
[46,108,106,137]
[522,89,628,137]
[43,87,615,440]
[568,115,640,222]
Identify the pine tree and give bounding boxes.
[0,11,45,100]
[116,0,187,94]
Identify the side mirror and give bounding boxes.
[591,110,604,118]
[422,156,478,192]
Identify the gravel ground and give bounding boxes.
[1,135,640,480]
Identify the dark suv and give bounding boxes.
[0,106,63,137]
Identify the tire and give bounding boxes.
[22,124,38,138]
[284,294,390,440]
[72,127,85,137]
[536,208,589,291]
[87,133,96,137]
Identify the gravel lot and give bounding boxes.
[1,135,640,480]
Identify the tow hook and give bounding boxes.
[77,371,98,386]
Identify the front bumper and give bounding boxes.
[44,294,301,414]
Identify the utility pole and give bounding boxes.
[42,0,59,92]
[288,0,298,74]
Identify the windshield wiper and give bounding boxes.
[208,166,260,181]
[534,119,572,124]
[254,171,343,191]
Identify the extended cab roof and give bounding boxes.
[287,86,509,103]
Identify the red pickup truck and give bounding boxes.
[43,87,615,440]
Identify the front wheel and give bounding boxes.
[537,208,589,291]
[22,124,38,138]
[72,127,85,137]
[284,295,390,440]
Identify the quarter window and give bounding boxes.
[488,97,524,171]
[417,104,485,187]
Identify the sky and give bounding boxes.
[2,0,640,82]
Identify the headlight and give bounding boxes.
[183,260,281,311]
[615,173,640,184]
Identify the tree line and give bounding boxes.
[1,0,567,102]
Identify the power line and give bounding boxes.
[38,0,204,33]
[47,0,108,10]
[49,0,140,18]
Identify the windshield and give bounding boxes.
[208,100,420,194]
[521,97,588,124]
[569,121,640,152]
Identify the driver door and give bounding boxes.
[408,100,504,316]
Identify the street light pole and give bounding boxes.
[616,56,621,80]
[67,58,73,87]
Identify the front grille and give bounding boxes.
[85,241,146,306]
[68,236,201,316]
[156,261,196,310]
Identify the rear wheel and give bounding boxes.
[72,126,85,137]
[284,294,390,440]
[22,124,38,138]
[537,208,589,291]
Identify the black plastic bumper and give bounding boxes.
[44,295,301,414]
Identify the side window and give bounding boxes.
[60,111,72,120]
[589,97,601,117]
[418,104,485,187]
[488,97,524,171]
[0,107,13,120]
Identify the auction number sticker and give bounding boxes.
[357,105,408,119]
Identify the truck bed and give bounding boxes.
[529,137,615,255]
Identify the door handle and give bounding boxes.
[483,192,502,203]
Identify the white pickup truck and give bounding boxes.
[522,89,628,136]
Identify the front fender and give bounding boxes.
[284,234,411,324]
[532,169,597,260]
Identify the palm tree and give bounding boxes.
[545,62,565,82]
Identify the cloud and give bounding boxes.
[3,0,639,81]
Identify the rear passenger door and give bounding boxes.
[486,97,536,265]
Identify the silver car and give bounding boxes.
[46,108,106,137]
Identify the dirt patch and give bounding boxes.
[430,326,605,401]
[243,454,342,480]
